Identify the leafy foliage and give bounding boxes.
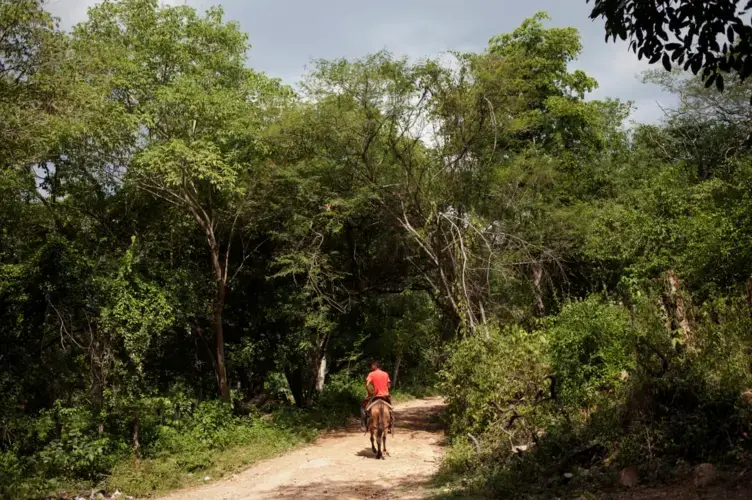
[588,0,752,94]
[440,326,549,437]
[548,296,633,407]
[4,1,752,498]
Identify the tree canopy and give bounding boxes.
[4,1,752,498]
[589,0,752,92]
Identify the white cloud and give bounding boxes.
[574,41,677,124]
[45,0,97,28]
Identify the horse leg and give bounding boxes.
[382,429,388,456]
[370,430,377,454]
[376,428,383,459]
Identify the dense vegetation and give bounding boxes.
[3,0,752,498]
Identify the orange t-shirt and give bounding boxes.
[366,369,390,397]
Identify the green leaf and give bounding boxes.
[662,53,671,71]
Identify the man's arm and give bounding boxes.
[365,374,373,396]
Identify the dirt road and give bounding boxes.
[157,397,446,500]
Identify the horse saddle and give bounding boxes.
[365,398,393,412]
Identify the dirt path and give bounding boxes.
[157,397,446,500]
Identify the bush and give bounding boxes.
[106,419,306,497]
[437,292,752,498]
[440,325,549,438]
[548,295,635,408]
[0,393,328,499]
[30,404,126,482]
[318,373,362,409]
[0,449,34,499]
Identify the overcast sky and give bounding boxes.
[46,0,677,124]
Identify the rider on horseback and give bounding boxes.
[360,361,393,432]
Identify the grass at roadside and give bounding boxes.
[102,398,365,499]
[106,420,313,497]
[5,377,437,500]
[27,407,337,500]
[109,388,437,498]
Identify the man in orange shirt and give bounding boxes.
[360,361,392,431]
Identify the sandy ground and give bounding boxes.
[157,397,446,500]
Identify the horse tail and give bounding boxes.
[377,403,385,436]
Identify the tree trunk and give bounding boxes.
[197,217,231,403]
[212,281,230,402]
[438,303,461,342]
[132,415,141,458]
[392,353,402,389]
[205,225,230,403]
[286,351,328,408]
[315,354,327,393]
[284,367,306,408]
[667,271,692,348]
[658,297,673,331]
[533,264,545,316]
[89,332,108,438]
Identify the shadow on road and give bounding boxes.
[393,401,444,433]
[259,474,434,499]
[355,447,378,459]
[325,398,445,436]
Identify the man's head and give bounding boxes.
[370,360,380,371]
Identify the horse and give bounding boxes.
[367,399,392,459]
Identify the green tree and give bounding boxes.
[588,0,752,92]
[70,0,291,400]
[0,0,76,171]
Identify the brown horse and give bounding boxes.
[368,399,391,459]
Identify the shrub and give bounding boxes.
[548,295,635,409]
[440,325,549,438]
[438,292,752,498]
[0,449,34,499]
[310,373,363,427]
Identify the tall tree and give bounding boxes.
[0,0,79,171]
[272,13,623,338]
[70,0,291,401]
